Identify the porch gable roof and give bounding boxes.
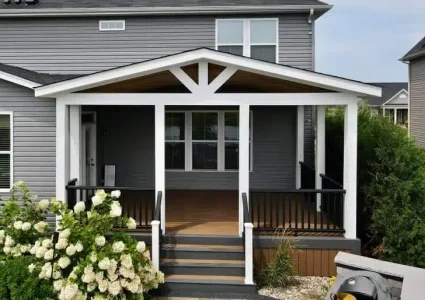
[34,48,382,98]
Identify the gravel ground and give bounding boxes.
[259,276,331,300]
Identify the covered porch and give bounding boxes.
[36,48,381,284]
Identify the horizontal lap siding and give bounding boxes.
[410,57,425,148]
[0,80,55,199]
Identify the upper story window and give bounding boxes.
[216,19,278,63]
[0,113,12,191]
[99,20,126,31]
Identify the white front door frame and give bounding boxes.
[81,120,97,187]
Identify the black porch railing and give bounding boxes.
[299,161,316,189]
[249,189,345,235]
[153,191,162,222]
[66,179,155,229]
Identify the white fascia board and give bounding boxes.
[35,48,381,98]
[0,5,332,18]
[382,89,408,106]
[0,71,40,89]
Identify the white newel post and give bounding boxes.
[56,101,70,228]
[316,106,326,211]
[343,103,358,239]
[151,220,161,271]
[239,104,250,236]
[69,106,82,188]
[244,223,254,284]
[155,104,166,234]
[296,106,305,189]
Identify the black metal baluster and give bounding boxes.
[301,193,305,230]
[294,193,298,235]
[327,193,331,230]
[269,192,273,229]
[256,193,260,229]
[288,193,292,229]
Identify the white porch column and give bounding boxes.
[69,106,82,185]
[244,223,254,284]
[155,104,166,233]
[296,106,305,189]
[151,220,161,271]
[343,103,358,239]
[56,101,69,227]
[315,106,326,211]
[394,108,398,125]
[239,104,250,236]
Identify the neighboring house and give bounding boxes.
[0,1,381,295]
[368,82,409,126]
[402,37,425,147]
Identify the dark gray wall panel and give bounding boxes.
[94,106,296,190]
[410,57,425,148]
[0,80,56,199]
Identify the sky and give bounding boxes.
[315,0,425,82]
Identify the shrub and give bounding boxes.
[326,105,425,267]
[0,256,54,300]
[256,232,298,288]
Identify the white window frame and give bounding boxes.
[0,111,13,192]
[165,110,253,172]
[99,20,126,31]
[215,18,279,63]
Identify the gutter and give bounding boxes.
[400,49,425,63]
[0,5,332,18]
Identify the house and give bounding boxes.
[402,37,425,147]
[0,0,381,295]
[367,82,409,126]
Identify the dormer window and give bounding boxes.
[216,19,278,63]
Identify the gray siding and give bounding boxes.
[410,57,425,148]
[0,14,312,74]
[95,106,296,190]
[0,79,55,198]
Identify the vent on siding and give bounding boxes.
[99,20,126,31]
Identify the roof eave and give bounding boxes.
[0,5,332,18]
[401,50,425,63]
[0,70,41,89]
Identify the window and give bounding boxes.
[216,19,278,63]
[165,111,252,171]
[99,20,126,31]
[0,113,12,190]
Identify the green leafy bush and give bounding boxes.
[256,233,298,288]
[326,105,425,267]
[0,256,54,300]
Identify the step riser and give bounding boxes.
[161,250,244,260]
[163,235,242,246]
[161,266,244,277]
[156,282,257,296]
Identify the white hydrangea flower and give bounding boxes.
[30,243,39,255]
[4,236,14,247]
[95,271,104,283]
[66,244,77,256]
[96,189,106,197]
[20,244,31,254]
[108,280,122,296]
[95,235,106,247]
[74,201,86,214]
[143,250,151,259]
[55,238,69,250]
[34,221,48,233]
[136,241,146,253]
[53,279,64,291]
[89,252,97,263]
[98,257,110,270]
[110,201,122,217]
[108,259,118,274]
[38,199,50,210]
[120,254,133,269]
[42,238,53,249]
[59,228,71,239]
[58,257,71,269]
[13,221,23,230]
[69,267,79,280]
[111,190,121,198]
[112,241,125,253]
[44,249,54,261]
[58,283,79,300]
[87,283,97,292]
[75,241,84,252]
[87,211,93,219]
[92,195,103,207]
[41,262,52,279]
[53,270,62,279]
[28,263,36,273]
[0,230,5,240]
[126,218,137,230]
[3,246,11,255]
[21,222,31,231]
[82,272,96,284]
[36,246,47,259]
[98,279,109,293]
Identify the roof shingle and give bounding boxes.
[402,36,425,61]
[367,82,408,106]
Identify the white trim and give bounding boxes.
[155,105,166,233]
[0,5,332,18]
[35,49,381,98]
[315,106,326,211]
[343,103,358,239]
[296,106,304,189]
[0,70,40,89]
[239,105,250,236]
[244,222,254,285]
[198,61,209,89]
[216,18,279,63]
[99,20,126,31]
[381,89,409,106]
[56,93,362,106]
[69,106,82,186]
[207,67,237,93]
[169,67,199,93]
[56,101,69,228]
[0,111,13,193]
[151,220,161,272]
